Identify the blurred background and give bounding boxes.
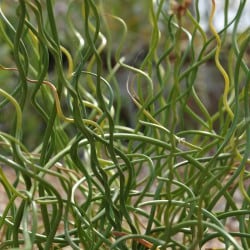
[0,0,250,149]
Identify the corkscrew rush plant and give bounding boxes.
[0,0,250,249]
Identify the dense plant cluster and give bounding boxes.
[0,1,250,249]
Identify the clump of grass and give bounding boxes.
[0,1,250,249]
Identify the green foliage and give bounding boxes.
[0,0,250,249]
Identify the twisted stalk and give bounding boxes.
[209,0,234,119]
